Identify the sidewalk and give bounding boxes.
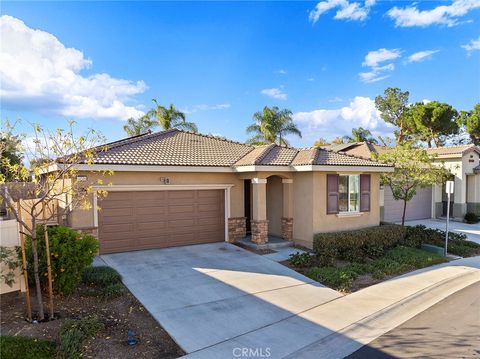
[184,256,480,359]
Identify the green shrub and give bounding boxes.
[464,212,479,224]
[82,266,125,299]
[83,266,122,286]
[25,226,99,295]
[306,266,357,291]
[58,316,103,359]
[402,225,431,248]
[313,225,406,263]
[0,336,56,359]
[288,252,313,267]
[83,283,125,299]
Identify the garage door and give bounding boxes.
[98,190,225,254]
[383,186,432,223]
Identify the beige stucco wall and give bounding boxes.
[292,172,314,248]
[293,172,381,249]
[266,175,283,237]
[70,171,244,229]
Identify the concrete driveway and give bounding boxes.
[404,219,480,244]
[100,243,341,355]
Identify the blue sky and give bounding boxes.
[1,1,479,147]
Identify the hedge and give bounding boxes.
[313,224,406,265]
[313,224,480,265]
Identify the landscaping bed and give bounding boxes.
[284,224,480,293]
[0,266,184,359]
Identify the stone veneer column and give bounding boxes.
[281,179,294,241]
[251,178,268,244]
[281,217,293,241]
[227,217,246,242]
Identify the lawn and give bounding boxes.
[0,336,56,359]
[287,246,448,292]
[0,266,184,359]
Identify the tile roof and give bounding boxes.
[84,129,391,169]
[235,144,298,166]
[426,144,480,158]
[91,129,254,167]
[291,147,389,167]
[323,142,389,159]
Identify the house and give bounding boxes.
[326,142,480,222]
[54,129,393,254]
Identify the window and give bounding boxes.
[338,175,359,212]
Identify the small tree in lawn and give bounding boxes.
[374,143,449,226]
[0,119,111,321]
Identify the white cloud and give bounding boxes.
[462,36,480,54]
[293,96,393,142]
[406,50,440,63]
[362,48,401,67]
[261,88,288,100]
[307,77,315,82]
[0,15,146,120]
[387,0,480,28]
[309,0,375,23]
[182,103,231,114]
[359,48,400,83]
[277,69,287,75]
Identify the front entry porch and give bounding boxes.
[228,175,294,245]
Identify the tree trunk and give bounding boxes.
[401,198,408,226]
[427,140,432,148]
[30,219,45,321]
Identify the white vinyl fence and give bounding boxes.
[0,219,24,294]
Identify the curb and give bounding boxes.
[287,267,480,359]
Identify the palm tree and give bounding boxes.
[123,115,156,136]
[342,127,378,144]
[151,99,198,132]
[246,106,301,146]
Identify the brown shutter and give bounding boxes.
[327,174,339,214]
[360,174,371,212]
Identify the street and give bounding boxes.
[347,281,480,358]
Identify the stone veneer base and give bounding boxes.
[281,217,293,241]
[228,217,247,242]
[251,220,269,244]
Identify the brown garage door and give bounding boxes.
[383,186,432,223]
[98,190,225,254]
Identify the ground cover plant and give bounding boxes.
[287,224,479,292]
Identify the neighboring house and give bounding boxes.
[427,145,480,219]
[49,129,393,254]
[327,142,480,222]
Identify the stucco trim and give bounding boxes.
[292,165,394,173]
[45,163,393,174]
[251,178,267,184]
[49,164,234,173]
[234,165,292,172]
[92,184,234,191]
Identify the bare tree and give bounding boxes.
[0,119,111,320]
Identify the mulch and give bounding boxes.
[0,285,184,358]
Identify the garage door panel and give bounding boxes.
[168,191,195,199]
[132,192,167,200]
[135,221,168,231]
[384,186,432,222]
[98,189,225,254]
[100,223,134,233]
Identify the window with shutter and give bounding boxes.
[360,174,371,212]
[327,174,339,214]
